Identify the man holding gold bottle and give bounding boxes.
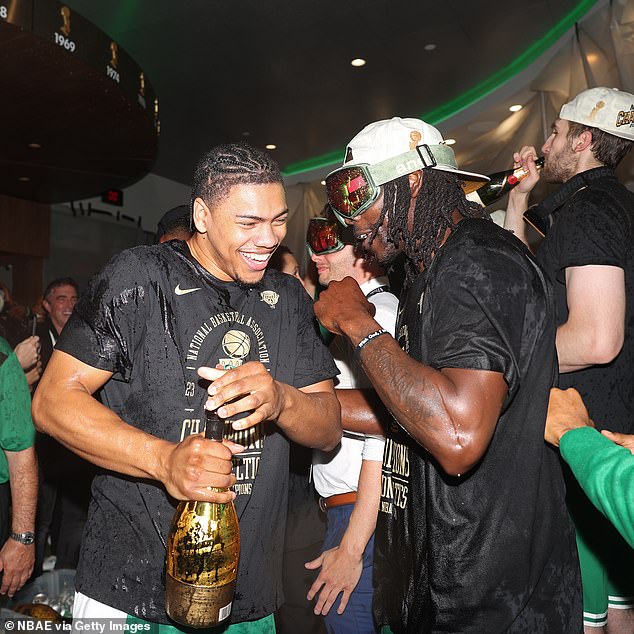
[33,143,342,632]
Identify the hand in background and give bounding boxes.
[544,387,593,447]
[602,430,634,455]
[14,336,40,371]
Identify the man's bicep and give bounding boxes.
[39,349,113,396]
[440,367,507,447]
[565,265,625,339]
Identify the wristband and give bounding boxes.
[355,329,388,356]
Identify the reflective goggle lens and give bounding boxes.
[325,166,377,219]
[306,218,345,255]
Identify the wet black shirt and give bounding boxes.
[374,219,581,633]
[535,168,634,433]
[57,241,338,623]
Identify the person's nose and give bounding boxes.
[254,223,279,248]
[542,135,553,154]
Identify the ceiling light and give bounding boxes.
[350,58,366,67]
[445,138,456,145]
[18,176,30,182]
[424,44,436,51]
[320,180,326,186]
[265,144,277,150]
[509,104,523,112]
[28,142,42,149]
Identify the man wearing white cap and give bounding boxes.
[506,87,634,633]
[314,117,582,633]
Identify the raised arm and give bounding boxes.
[504,147,542,247]
[33,350,241,503]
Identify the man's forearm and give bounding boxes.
[504,190,531,246]
[276,384,341,451]
[336,388,388,435]
[5,447,38,533]
[338,459,382,558]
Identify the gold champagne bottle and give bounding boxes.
[468,157,545,207]
[165,409,240,628]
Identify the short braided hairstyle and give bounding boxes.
[367,169,488,284]
[192,142,282,210]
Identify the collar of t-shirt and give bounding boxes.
[360,276,390,298]
[532,166,616,220]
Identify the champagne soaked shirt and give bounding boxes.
[535,167,634,434]
[56,240,338,624]
[374,219,581,633]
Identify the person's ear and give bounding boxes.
[573,130,593,153]
[192,197,210,233]
[409,170,424,200]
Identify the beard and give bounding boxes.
[542,146,578,183]
[234,277,263,292]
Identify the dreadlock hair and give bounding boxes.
[369,169,488,284]
[191,142,282,210]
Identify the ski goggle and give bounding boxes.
[325,143,488,221]
[325,144,441,221]
[325,165,380,221]
[306,217,351,256]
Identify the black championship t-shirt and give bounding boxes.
[56,240,338,623]
[374,219,581,633]
[536,168,634,434]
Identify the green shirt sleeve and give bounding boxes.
[560,426,634,548]
[0,337,35,483]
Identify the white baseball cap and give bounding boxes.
[560,87,634,141]
[343,117,489,186]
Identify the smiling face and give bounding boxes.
[44,284,78,333]
[191,182,288,286]
[310,244,357,287]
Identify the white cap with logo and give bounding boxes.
[560,87,634,141]
[343,117,489,187]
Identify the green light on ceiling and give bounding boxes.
[282,0,598,177]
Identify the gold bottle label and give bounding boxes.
[165,573,235,628]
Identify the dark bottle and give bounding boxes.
[165,409,240,628]
[469,157,545,207]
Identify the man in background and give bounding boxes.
[306,216,397,633]
[156,204,194,243]
[34,277,91,574]
[505,86,634,633]
[0,335,37,597]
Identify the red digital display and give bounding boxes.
[101,188,124,206]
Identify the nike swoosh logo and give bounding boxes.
[175,284,202,296]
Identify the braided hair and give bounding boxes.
[192,142,282,210]
[367,169,488,284]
